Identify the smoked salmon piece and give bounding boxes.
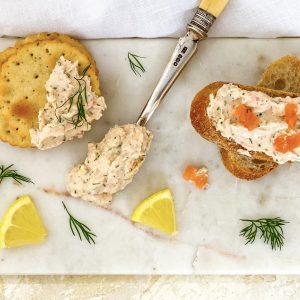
[183,165,208,189]
[274,132,300,153]
[285,103,298,129]
[234,104,259,131]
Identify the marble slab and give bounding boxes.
[1,37,300,274]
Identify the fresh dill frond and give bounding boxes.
[240,217,288,250]
[55,64,90,128]
[0,164,33,185]
[80,64,91,78]
[62,201,96,244]
[128,52,146,76]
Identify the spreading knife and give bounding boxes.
[67,0,230,205]
[136,0,229,126]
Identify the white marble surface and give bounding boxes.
[1,38,300,274]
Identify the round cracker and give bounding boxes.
[15,32,98,75]
[0,32,99,76]
[0,39,101,148]
[0,47,17,68]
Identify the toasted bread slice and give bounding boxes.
[220,148,278,180]
[258,55,300,93]
[221,55,300,180]
[190,81,300,163]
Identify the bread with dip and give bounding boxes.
[218,55,300,179]
[191,81,300,170]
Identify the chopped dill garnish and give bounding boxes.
[0,164,33,185]
[128,52,146,76]
[55,64,90,128]
[240,217,288,250]
[62,201,96,244]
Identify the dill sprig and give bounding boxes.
[55,64,90,128]
[62,201,96,244]
[128,52,146,76]
[0,164,33,185]
[240,217,288,250]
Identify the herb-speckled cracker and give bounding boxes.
[0,47,17,68]
[15,32,98,75]
[0,39,100,148]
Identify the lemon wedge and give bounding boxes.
[0,195,47,248]
[131,189,177,235]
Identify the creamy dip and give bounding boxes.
[67,124,153,206]
[30,56,106,150]
[207,83,300,164]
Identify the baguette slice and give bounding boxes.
[258,55,300,93]
[190,81,300,163]
[221,55,300,180]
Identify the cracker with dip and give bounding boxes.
[0,33,105,148]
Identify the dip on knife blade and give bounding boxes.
[67,124,152,206]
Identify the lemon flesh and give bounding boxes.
[0,195,47,248]
[131,189,177,235]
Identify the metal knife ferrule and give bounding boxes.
[187,8,216,40]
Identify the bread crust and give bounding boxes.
[190,81,300,163]
[219,148,278,180]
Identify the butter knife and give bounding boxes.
[136,0,229,126]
